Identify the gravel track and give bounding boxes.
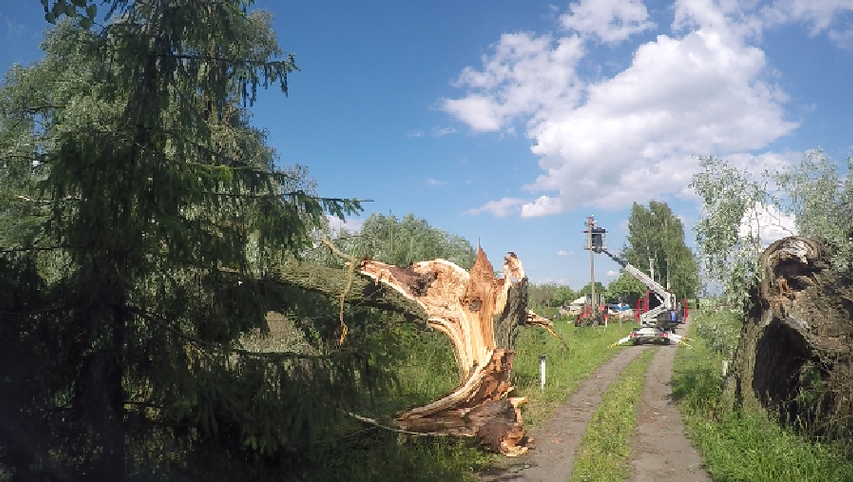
[627,323,710,482]
[479,344,649,482]
[478,319,710,482]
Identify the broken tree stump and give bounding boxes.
[730,236,853,433]
[357,248,553,456]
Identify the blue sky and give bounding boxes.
[2,0,853,289]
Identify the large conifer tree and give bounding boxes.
[0,2,376,480]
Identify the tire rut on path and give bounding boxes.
[479,344,650,482]
[627,320,710,482]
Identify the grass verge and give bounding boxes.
[310,321,639,481]
[512,322,639,429]
[673,311,853,482]
[568,346,657,482]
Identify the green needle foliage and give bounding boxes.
[0,2,376,481]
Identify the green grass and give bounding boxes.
[307,321,639,481]
[673,311,853,482]
[568,347,657,482]
[391,319,638,431]
[512,321,639,429]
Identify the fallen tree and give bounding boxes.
[265,247,554,456]
[730,236,853,435]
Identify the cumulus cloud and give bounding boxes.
[738,202,798,246]
[465,198,526,217]
[327,215,364,234]
[442,32,585,133]
[426,178,447,186]
[522,195,565,218]
[560,0,655,43]
[557,250,569,256]
[445,0,812,217]
[762,0,853,40]
[606,270,620,277]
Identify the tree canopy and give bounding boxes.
[578,281,607,300]
[691,152,853,307]
[0,3,380,480]
[606,272,646,303]
[338,212,476,270]
[527,283,576,309]
[622,200,698,300]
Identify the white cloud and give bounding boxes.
[738,202,798,246]
[433,126,458,136]
[557,250,569,256]
[560,0,655,43]
[465,197,526,217]
[442,32,586,133]
[444,0,802,217]
[759,0,853,49]
[407,126,459,138]
[442,95,503,131]
[521,195,564,217]
[426,178,447,186]
[762,0,853,37]
[828,26,853,49]
[606,270,619,277]
[327,215,364,234]
[533,277,573,285]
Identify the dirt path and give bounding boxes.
[478,345,650,482]
[478,319,710,482]
[627,323,710,482]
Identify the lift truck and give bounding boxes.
[585,218,691,348]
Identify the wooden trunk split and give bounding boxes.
[357,248,553,456]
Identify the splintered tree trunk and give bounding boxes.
[357,248,553,456]
[731,236,853,429]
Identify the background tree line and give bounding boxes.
[530,202,699,311]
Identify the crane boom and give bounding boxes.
[581,218,690,348]
[597,248,676,325]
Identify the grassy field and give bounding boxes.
[673,310,853,482]
[569,347,657,482]
[511,319,638,429]
[312,317,638,481]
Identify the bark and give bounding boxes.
[265,248,554,455]
[357,248,551,456]
[731,236,853,431]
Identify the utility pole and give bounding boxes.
[587,216,595,310]
[584,216,607,327]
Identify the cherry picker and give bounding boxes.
[584,217,691,348]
